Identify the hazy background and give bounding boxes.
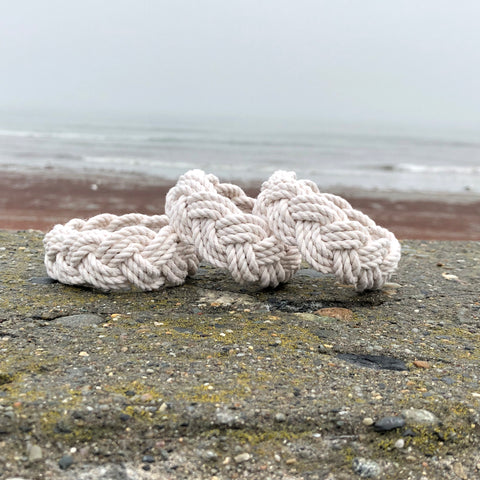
[1,0,480,195]
[1,0,480,128]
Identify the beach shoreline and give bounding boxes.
[1,167,479,240]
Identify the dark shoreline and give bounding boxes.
[1,168,480,240]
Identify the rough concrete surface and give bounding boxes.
[0,230,479,479]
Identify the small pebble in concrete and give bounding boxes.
[413,360,430,369]
[142,455,155,463]
[373,416,405,432]
[314,307,354,321]
[58,455,74,470]
[441,376,455,385]
[55,314,103,328]
[200,450,218,462]
[401,408,439,427]
[30,276,57,285]
[158,449,169,461]
[234,452,251,463]
[394,439,405,449]
[453,462,467,479]
[28,444,43,462]
[274,412,287,422]
[352,457,381,478]
[362,417,374,426]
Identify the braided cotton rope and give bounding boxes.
[254,171,401,291]
[44,213,198,290]
[44,170,400,291]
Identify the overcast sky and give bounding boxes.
[1,0,480,128]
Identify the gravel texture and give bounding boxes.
[0,230,480,479]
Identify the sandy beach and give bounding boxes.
[1,169,479,240]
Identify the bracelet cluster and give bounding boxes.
[44,170,401,292]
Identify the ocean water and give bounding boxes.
[0,110,479,194]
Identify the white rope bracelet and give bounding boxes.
[255,171,401,291]
[44,214,198,291]
[44,170,400,291]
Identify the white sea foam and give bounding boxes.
[395,163,480,174]
[0,128,111,141]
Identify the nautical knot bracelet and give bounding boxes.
[44,169,401,292]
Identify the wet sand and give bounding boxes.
[1,169,479,240]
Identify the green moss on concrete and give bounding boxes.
[2,232,480,478]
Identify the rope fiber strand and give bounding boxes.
[44,170,400,291]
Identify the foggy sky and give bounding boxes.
[1,0,480,127]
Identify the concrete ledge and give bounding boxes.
[0,230,479,479]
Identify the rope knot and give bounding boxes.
[255,171,401,291]
[166,170,301,287]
